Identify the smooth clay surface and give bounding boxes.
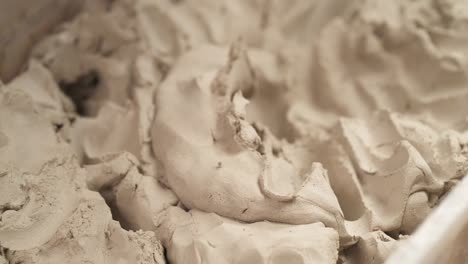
[1,0,468,263]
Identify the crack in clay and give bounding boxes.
[58,71,100,116]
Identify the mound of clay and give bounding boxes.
[151,43,352,242]
[85,152,178,231]
[6,191,165,264]
[1,0,468,263]
[156,207,339,264]
[0,89,78,250]
[0,89,165,263]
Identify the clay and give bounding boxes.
[6,191,166,264]
[0,89,165,263]
[155,207,340,264]
[342,231,398,264]
[308,0,468,130]
[1,0,468,263]
[85,152,178,231]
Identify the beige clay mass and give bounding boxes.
[1,0,468,263]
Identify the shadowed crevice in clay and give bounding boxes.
[58,70,100,116]
[0,247,9,263]
[0,194,30,223]
[246,80,295,142]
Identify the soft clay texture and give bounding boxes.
[1,0,468,263]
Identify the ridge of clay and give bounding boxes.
[151,43,353,242]
[321,110,463,235]
[156,207,340,264]
[309,0,468,130]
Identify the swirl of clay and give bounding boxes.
[311,0,468,130]
[318,111,462,234]
[151,44,350,239]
